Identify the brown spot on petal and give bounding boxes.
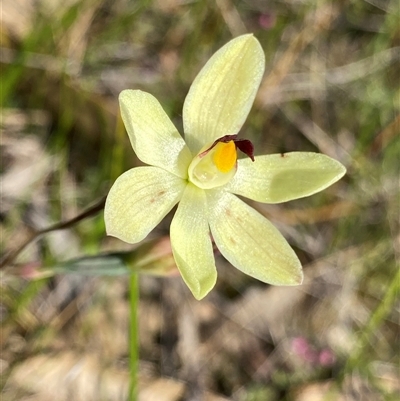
[150,190,166,204]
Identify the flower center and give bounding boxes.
[213,141,237,173]
[188,135,254,190]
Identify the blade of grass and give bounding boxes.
[129,272,139,401]
[342,266,400,376]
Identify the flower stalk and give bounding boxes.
[128,272,139,401]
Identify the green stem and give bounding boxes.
[129,272,139,401]
[344,266,400,374]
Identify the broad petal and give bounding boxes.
[170,183,217,300]
[208,191,303,286]
[105,166,186,243]
[183,34,265,154]
[119,90,193,178]
[226,152,346,203]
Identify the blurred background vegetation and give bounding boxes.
[1,0,399,400]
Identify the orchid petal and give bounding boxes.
[183,34,265,154]
[105,166,186,243]
[119,90,193,178]
[208,191,303,286]
[170,183,217,300]
[226,152,346,203]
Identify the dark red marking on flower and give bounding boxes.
[199,134,255,162]
[235,139,254,161]
[281,153,285,157]
[215,134,238,144]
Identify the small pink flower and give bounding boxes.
[291,337,336,367]
[292,337,318,362]
[318,349,336,367]
[292,337,309,356]
[258,13,276,30]
[18,261,42,279]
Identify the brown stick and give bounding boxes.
[0,196,106,269]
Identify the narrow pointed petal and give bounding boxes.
[105,166,186,244]
[170,183,217,300]
[119,90,193,178]
[208,191,303,286]
[183,34,265,154]
[226,152,346,204]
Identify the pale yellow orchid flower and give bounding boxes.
[105,34,346,300]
